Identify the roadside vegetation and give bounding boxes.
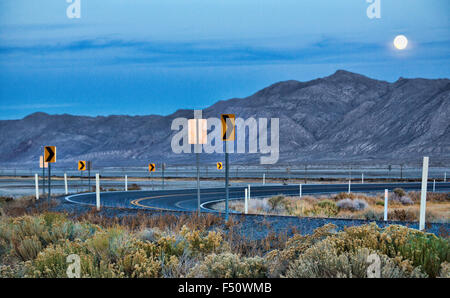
[0,193,448,278]
[221,190,450,223]
[0,212,448,278]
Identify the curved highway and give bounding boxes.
[65,182,450,213]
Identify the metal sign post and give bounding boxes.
[221,114,235,222]
[44,146,56,199]
[189,110,207,216]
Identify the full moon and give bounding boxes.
[394,35,408,50]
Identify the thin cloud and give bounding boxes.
[0,103,76,110]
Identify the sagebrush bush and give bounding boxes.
[285,239,426,278]
[1,213,448,278]
[337,199,368,211]
[188,252,267,278]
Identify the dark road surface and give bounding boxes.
[65,182,450,212]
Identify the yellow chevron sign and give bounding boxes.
[221,114,235,141]
[78,160,86,171]
[44,146,56,163]
[149,163,156,172]
[217,162,223,170]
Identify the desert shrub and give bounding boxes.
[337,199,368,211]
[180,225,225,255]
[0,197,13,205]
[305,200,338,217]
[138,228,162,243]
[439,262,450,278]
[375,200,384,206]
[389,209,416,221]
[264,224,337,277]
[328,223,449,278]
[285,239,426,278]
[188,252,266,278]
[334,192,357,200]
[268,195,286,211]
[86,227,134,264]
[393,188,406,198]
[360,209,383,221]
[128,184,141,191]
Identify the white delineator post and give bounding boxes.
[419,157,429,231]
[348,180,351,194]
[64,173,68,195]
[263,173,265,185]
[244,188,248,214]
[384,189,388,221]
[248,184,251,200]
[125,175,128,191]
[433,179,435,192]
[96,173,101,211]
[35,174,39,200]
[299,184,302,198]
[362,173,364,184]
[444,172,447,182]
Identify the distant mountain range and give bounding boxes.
[0,70,449,167]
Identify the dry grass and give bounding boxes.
[221,191,449,223]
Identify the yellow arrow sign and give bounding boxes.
[221,114,235,141]
[148,163,156,172]
[217,162,223,170]
[78,160,86,171]
[44,146,56,163]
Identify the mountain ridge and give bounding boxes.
[1,70,449,167]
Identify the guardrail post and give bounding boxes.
[419,157,429,231]
[244,188,248,214]
[96,173,101,211]
[35,174,39,200]
[384,189,388,221]
[64,173,68,195]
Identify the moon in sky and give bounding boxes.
[393,35,408,50]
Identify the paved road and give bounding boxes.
[65,182,450,212]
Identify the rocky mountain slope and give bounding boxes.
[0,70,448,167]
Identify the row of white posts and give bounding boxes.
[33,173,132,212]
[32,157,435,230]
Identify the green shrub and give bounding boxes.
[268,195,286,211]
[305,200,338,217]
[188,252,267,278]
[393,188,406,198]
[286,239,426,278]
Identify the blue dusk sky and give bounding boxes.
[0,0,449,119]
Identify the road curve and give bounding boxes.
[65,182,450,213]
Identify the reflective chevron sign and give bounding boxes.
[217,162,223,170]
[78,160,86,171]
[44,146,56,163]
[221,114,235,141]
[148,163,156,172]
